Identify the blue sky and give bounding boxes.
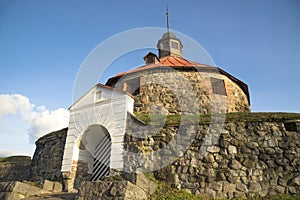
[0,0,299,156]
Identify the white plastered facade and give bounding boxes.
[61,84,134,175]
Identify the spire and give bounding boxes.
[157,7,183,58]
[166,6,170,33]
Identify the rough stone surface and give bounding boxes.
[248,181,262,193]
[53,182,63,193]
[0,181,50,200]
[236,183,248,193]
[18,113,299,199]
[229,160,242,170]
[124,116,300,198]
[0,158,31,182]
[42,180,63,193]
[43,180,54,191]
[30,128,68,183]
[228,145,237,155]
[113,69,250,115]
[77,173,154,200]
[22,192,77,200]
[122,173,156,195]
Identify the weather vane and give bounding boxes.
[166,6,170,33]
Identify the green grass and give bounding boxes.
[144,173,300,200]
[145,173,207,200]
[0,156,31,163]
[134,112,300,126]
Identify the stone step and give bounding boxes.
[23,193,77,200]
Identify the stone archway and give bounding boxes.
[74,124,111,188]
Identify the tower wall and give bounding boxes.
[114,69,250,115]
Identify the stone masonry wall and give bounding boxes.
[0,157,31,182]
[124,114,300,199]
[30,128,68,182]
[114,69,250,115]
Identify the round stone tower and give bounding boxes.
[106,31,250,114]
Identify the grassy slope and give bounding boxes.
[0,156,31,163]
[134,112,300,126]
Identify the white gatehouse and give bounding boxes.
[61,84,134,189]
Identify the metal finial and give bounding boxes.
[166,6,170,33]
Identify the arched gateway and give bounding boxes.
[61,84,134,190]
[75,124,111,185]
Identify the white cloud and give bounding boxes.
[0,94,69,143]
[0,94,33,118]
[28,108,69,142]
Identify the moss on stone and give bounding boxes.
[134,112,300,126]
[145,173,207,200]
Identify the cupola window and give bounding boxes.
[171,41,179,49]
[162,42,169,49]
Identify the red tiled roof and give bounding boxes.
[114,56,211,77]
[105,55,250,104]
